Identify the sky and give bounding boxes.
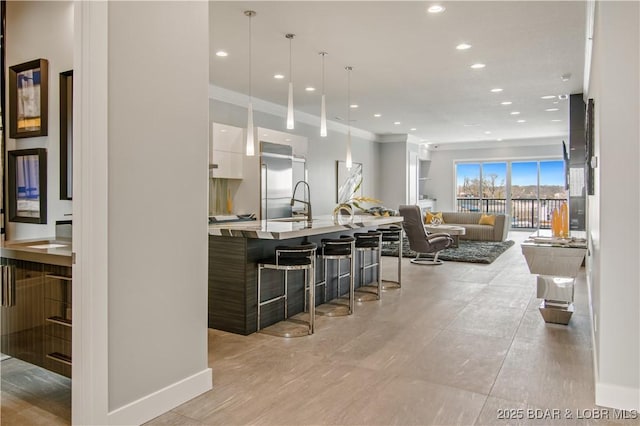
[456,160,565,188]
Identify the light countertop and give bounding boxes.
[208,215,403,240]
[1,237,72,267]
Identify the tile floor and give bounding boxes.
[2,231,635,425]
[146,231,631,425]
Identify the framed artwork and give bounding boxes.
[9,58,49,138]
[336,161,363,203]
[60,70,73,200]
[8,148,48,224]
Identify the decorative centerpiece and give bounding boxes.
[551,201,569,238]
[333,177,380,225]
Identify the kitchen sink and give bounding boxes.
[27,243,69,249]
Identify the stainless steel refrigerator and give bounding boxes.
[260,142,293,220]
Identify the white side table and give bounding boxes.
[521,230,587,325]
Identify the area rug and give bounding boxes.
[381,236,515,264]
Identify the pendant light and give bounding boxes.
[286,33,295,130]
[345,66,353,170]
[319,52,328,137]
[244,10,256,156]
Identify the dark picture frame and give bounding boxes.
[585,98,595,195]
[60,70,73,200]
[8,148,47,224]
[9,58,48,138]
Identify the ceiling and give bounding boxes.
[210,1,586,146]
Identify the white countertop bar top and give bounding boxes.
[1,237,72,267]
[208,215,403,240]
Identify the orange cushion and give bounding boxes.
[478,214,496,226]
[425,211,444,224]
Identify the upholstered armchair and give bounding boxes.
[399,205,454,265]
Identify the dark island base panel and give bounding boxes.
[208,229,381,335]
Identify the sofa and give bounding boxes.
[427,212,509,242]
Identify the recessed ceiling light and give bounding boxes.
[541,95,556,99]
[350,104,359,109]
[490,88,503,93]
[215,50,228,57]
[558,94,569,100]
[393,121,401,125]
[305,87,315,92]
[517,119,526,123]
[373,113,382,118]
[410,128,417,131]
[274,74,285,79]
[427,5,445,13]
[553,101,559,104]
[470,63,486,69]
[551,119,562,122]
[501,101,512,105]
[484,131,492,135]
[456,43,472,50]
[510,111,520,115]
[545,108,559,112]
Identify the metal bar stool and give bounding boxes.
[315,236,356,316]
[377,225,403,289]
[257,242,317,337]
[353,231,382,302]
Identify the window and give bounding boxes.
[455,159,566,229]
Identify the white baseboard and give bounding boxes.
[596,382,640,411]
[107,368,212,425]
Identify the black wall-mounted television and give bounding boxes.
[562,140,570,191]
[585,98,595,195]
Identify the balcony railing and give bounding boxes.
[456,198,567,229]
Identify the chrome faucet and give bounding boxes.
[291,181,312,222]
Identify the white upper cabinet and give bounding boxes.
[210,123,244,179]
[256,127,308,158]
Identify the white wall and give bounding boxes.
[5,1,73,240]
[424,138,563,211]
[210,98,381,216]
[106,1,211,421]
[587,0,639,410]
[379,140,409,210]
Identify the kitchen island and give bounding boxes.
[208,215,403,335]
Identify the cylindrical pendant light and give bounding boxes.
[244,10,256,156]
[345,66,353,170]
[319,52,328,137]
[286,33,295,130]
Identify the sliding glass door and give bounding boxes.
[456,159,566,229]
[511,162,539,228]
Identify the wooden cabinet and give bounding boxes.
[43,266,72,377]
[210,123,244,179]
[1,259,72,378]
[0,259,45,368]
